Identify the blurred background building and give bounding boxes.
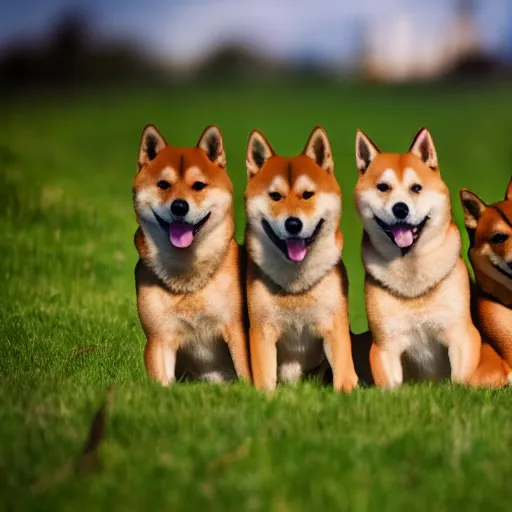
[1,0,512,88]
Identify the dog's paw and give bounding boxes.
[334,372,358,393]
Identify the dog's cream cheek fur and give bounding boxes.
[137,186,231,245]
[246,191,340,240]
[136,186,234,294]
[196,188,232,227]
[357,180,446,228]
[246,192,341,293]
[358,184,450,264]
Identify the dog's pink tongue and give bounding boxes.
[286,239,307,262]
[169,221,194,248]
[391,227,414,248]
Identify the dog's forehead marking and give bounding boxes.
[159,166,178,181]
[269,175,288,191]
[185,165,206,182]
[294,174,316,192]
[403,167,421,186]
[379,168,399,185]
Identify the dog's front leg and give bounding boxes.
[369,341,404,389]
[223,321,251,381]
[469,342,512,388]
[319,314,358,393]
[144,335,177,386]
[250,324,280,391]
[444,323,481,384]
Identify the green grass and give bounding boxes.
[1,81,512,511]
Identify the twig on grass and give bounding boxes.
[207,438,252,472]
[75,386,115,475]
[72,345,97,357]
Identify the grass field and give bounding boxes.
[1,81,512,511]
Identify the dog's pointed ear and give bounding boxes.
[138,125,167,170]
[409,127,438,169]
[302,126,333,173]
[355,130,380,174]
[505,175,512,200]
[197,125,226,168]
[460,188,487,231]
[246,130,274,179]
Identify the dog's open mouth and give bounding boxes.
[261,219,324,262]
[374,216,429,253]
[492,262,512,280]
[153,210,211,249]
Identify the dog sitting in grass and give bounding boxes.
[354,128,482,387]
[244,127,358,392]
[132,124,250,385]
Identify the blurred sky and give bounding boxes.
[2,0,512,65]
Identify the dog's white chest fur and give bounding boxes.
[139,267,238,381]
[368,258,469,381]
[257,269,342,382]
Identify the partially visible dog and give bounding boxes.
[244,126,358,392]
[460,179,512,384]
[354,127,482,387]
[133,124,250,384]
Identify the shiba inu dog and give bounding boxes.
[244,126,358,392]
[354,127,482,387]
[133,124,250,385]
[460,179,512,380]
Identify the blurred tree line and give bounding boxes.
[0,13,161,90]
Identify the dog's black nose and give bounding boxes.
[392,202,409,220]
[171,199,189,217]
[285,216,303,235]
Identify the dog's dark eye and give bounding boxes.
[411,184,422,193]
[377,183,390,192]
[302,191,315,200]
[157,180,170,190]
[491,233,509,244]
[269,192,282,201]
[192,181,207,191]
